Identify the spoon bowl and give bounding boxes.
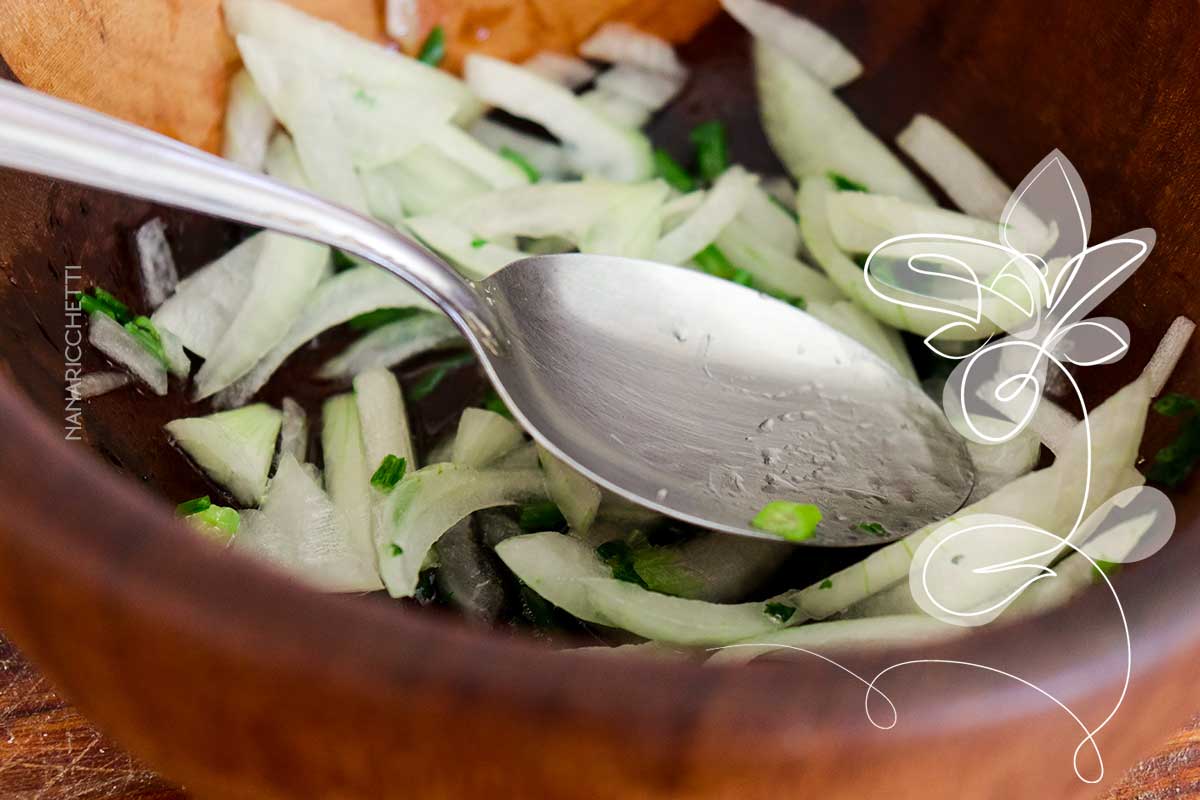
[481,253,973,543]
[0,79,974,543]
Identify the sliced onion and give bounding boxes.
[278,396,308,463]
[213,265,436,408]
[353,368,416,473]
[493,442,539,471]
[224,0,481,124]
[579,180,669,259]
[578,22,686,79]
[88,312,167,395]
[152,234,264,360]
[1143,316,1196,397]
[317,313,463,382]
[72,371,131,399]
[536,445,601,534]
[378,464,547,597]
[760,175,796,207]
[755,41,933,203]
[735,180,799,255]
[451,408,525,468]
[594,64,684,112]
[321,394,376,577]
[465,54,653,181]
[706,615,959,665]
[222,69,276,172]
[653,166,756,264]
[896,114,1012,220]
[581,578,780,646]
[165,403,283,505]
[406,215,524,280]
[522,51,598,89]
[714,220,843,304]
[427,123,530,189]
[721,0,862,88]
[192,136,331,400]
[468,118,571,180]
[363,147,491,221]
[494,532,612,624]
[578,88,652,129]
[233,454,382,592]
[447,180,642,243]
[384,0,422,48]
[134,217,178,309]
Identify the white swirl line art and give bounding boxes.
[714,150,1176,784]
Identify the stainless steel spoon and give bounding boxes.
[0,81,974,545]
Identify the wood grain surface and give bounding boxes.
[0,636,1196,800]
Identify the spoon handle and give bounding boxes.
[0,80,498,348]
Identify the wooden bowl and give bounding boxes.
[2,1,1199,797]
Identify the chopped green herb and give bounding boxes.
[763,602,796,623]
[470,237,488,249]
[782,293,807,311]
[819,578,833,590]
[653,148,696,193]
[408,352,477,400]
[390,543,405,557]
[352,88,376,107]
[1149,394,1200,488]
[856,522,887,536]
[371,454,408,492]
[518,500,567,532]
[1093,559,1122,583]
[347,307,422,331]
[595,540,646,587]
[629,547,702,597]
[417,25,446,66]
[123,315,169,367]
[690,120,729,183]
[731,268,755,287]
[331,249,358,271]
[78,287,133,324]
[175,495,212,516]
[595,534,701,597]
[185,504,240,540]
[752,501,822,541]
[769,194,799,221]
[828,171,869,193]
[500,147,541,182]
[693,243,738,280]
[482,390,513,419]
[1154,393,1200,416]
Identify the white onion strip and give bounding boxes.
[88,313,168,396]
[135,217,178,309]
[896,114,1011,221]
[721,0,861,88]
[72,371,132,399]
[522,52,598,89]
[1143,316,1195,397]
[579,22,686,78]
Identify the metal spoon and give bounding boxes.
[0,81,973,545]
